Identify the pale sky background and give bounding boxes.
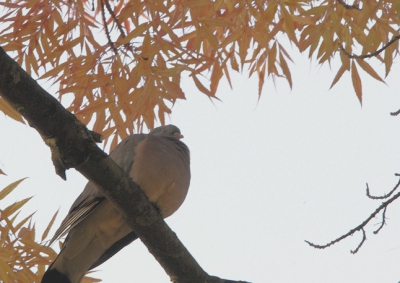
[2,44,400,283]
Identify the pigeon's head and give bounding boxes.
[149,125,183,139]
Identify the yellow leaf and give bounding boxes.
[0,98,24,123]
[351,61,362,104]
[0,178,27,200]
[395,0,400,22]
[14,212,35,232]
[42,209,59,242]
[3,197,32,216]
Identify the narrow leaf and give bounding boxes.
[330,65,347,89]
[3,197,32,216]
[42,209,59,241]
[0,178,27,200]
[0,98,24,123]
[351,61,362,104]
[192,75,212,96]
[279,52,292,88]
[356,59,384,83]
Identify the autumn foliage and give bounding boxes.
[1,0,400,282]
[0,178,100,283]
[0,0,399,144]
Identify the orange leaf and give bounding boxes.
[162,79,186,99]
[192,75,212,96]
[210,62,222,95]
[200,17,234,27]
[121,23,149,45]
[201,25,219,50]
[356,59,384,83]
[258,63,266,96]
[268,42,277,74]
[0,98,24,123]
[384,43,394,78]
[330,64,347,89]
[279,52,292,89]
[281,5,297,43]
[351,61,362,104]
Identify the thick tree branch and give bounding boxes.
[305,174,400,254]
[0,46,249,283]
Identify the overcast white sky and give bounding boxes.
[2,46,400,283]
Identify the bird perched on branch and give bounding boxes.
[42,124,191,283]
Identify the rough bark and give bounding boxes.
[0,46,249,283]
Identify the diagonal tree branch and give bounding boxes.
[0,46,249,283]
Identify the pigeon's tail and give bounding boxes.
[41,268,71,283]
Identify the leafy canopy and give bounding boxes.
[0,0,399,144]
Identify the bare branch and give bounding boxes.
[390,109,400,116]
[351,228,365,254]
[100,0,118,55]
[366,174,400,199]
[337,0,361,10]
[339,35,400,59]
[373,207,387,234]
[103,0,126,39]
[305,188,400,253]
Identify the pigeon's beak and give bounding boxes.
[174,133,184,139]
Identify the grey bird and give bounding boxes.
[41,125,190,283]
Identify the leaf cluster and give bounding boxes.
[0,178,100,283]
[0,0,399,141]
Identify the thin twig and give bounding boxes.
[305,190,400,253]
[339,35,400,59]
[100,0,118,55]
[373,207,387,234]
[390,109,400,116]
[366,174,400,199]
[337,0,361,10]
[351,228,365,254]
[103,0,126,39]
